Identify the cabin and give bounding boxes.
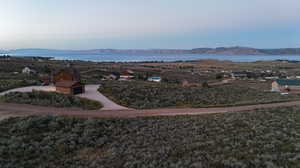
[55,80,85,95]
[54,68,85,95]
[53,68,81,83]
[272,80,300,92]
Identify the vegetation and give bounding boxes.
[1,106,300,167]
[0,79,39,92]
[0,91,102,110]
[98,80,300,109]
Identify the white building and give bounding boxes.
[148,76,162,82]
[22,67,36,74]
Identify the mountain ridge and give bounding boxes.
[2,46,300,55]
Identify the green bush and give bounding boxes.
[1,90,102,110]
[98,80,300,109]
[1,106,300,167]
[0,79,39,92]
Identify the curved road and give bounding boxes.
[0,85,128,111]
[1,85,300,119]
[1,100,300,119]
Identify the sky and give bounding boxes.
[0,0,300,49]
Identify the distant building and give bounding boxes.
[53,68,85,95]
[120,70,135,80]
[265,76,279,80]
[272,80,300,92]
[0,55,11,61]
[231,71,248,79]
[148,76,162,82]
[107,74,118,80]
[22,67,37,74]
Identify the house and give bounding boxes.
[22,67,37,74]
[110,72,121,80]
[53,68,85,95]
[148,76,162,82]
[231,71,248,79]
[265,76,279,80]
[106,74,117,80]
[55,80,85,95]
[272,80,300,92]
[53,68,81,83]
[120,70,134,80]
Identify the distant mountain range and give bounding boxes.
[2,47,300,55]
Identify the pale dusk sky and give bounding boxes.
[0,0,299,49]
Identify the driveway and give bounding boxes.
[77,85,128,110]
[0,85,128,111]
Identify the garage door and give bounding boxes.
[73,87,83,95]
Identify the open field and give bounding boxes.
[1,106,300,167]
[99,80,300,109]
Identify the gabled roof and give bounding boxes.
[54,67,81,81]
[276,80,300,86]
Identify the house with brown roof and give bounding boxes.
[54,68,85,95]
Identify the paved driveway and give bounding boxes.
[0,85,128,111]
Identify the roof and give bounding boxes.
[54,67,81,81]
[55,80,82,87]
[149,76,161,79]
[276,80,300,86]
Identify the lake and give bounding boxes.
[5,51,300,62]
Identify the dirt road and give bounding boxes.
[1,100,300,119]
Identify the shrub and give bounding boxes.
[0,79,39,92]
[1,90,102,110]
[0,106,300,167]
[98,80,300,109]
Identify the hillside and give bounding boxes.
[191,46,265,55]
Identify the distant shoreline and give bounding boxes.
[2,53,300,63]
[2,46,300,56]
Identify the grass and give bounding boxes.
[0,90,102,110]
[98,80,300,109]
[1,106,300,167]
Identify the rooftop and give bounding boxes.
[276,80,300,86]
